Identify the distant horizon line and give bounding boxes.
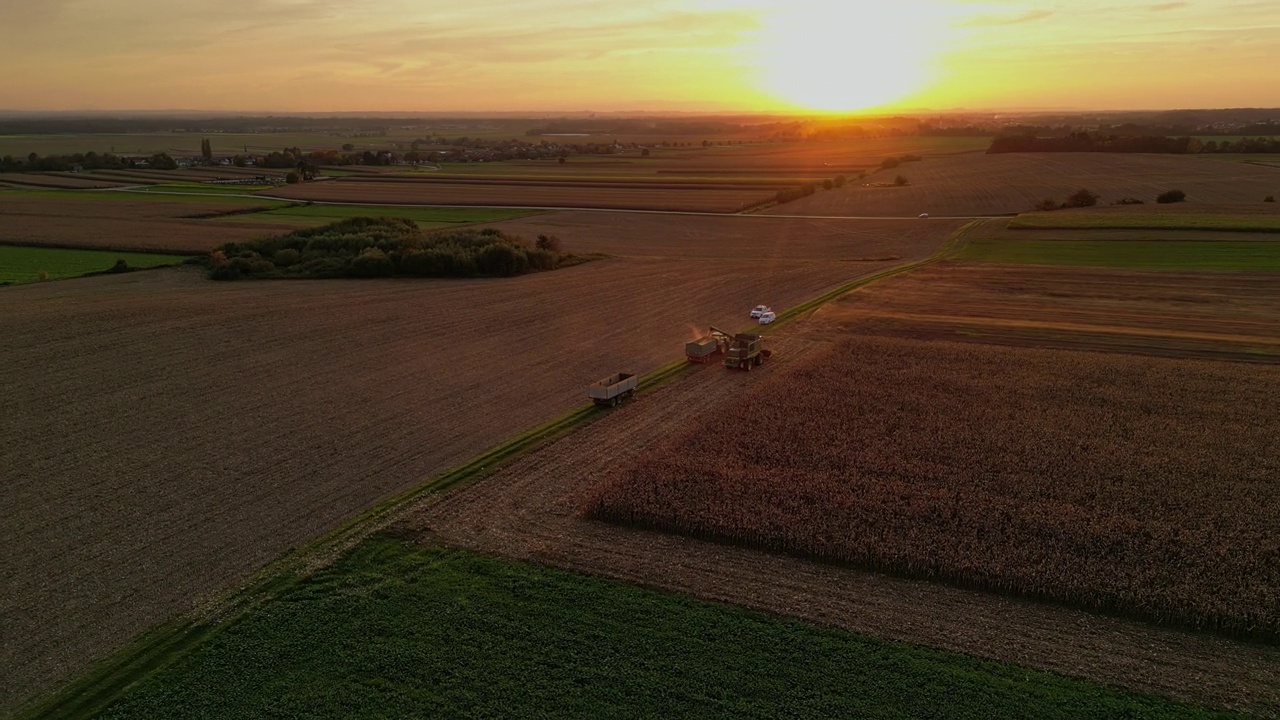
[2,106,1279,120]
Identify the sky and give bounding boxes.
[1,0,1277,113]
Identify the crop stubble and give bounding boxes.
[0,212,951,715]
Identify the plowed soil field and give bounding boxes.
[0,194,285,253]
[262,179,773,212]
[0,174,131,190]
[764,153,1280,217]
[0,213,955,715]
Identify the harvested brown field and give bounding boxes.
[588,335,1280,639]
[813,261,1280,361]
[263,178,774,212]
[764,153,1280,217]
[407,333,1280,716]
[0,195,285,253]
[0,212,952,715]
[486,210,953,260]
[0,173,130,190]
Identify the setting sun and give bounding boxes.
[750,0,948,112]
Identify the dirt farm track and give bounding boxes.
[0,213,957,714]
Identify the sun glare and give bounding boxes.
[749,1,950,112]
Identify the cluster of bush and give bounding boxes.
[1034,188,1194,211]
[208,217,584,281]
[774,183,818,205]
[878,154,922,170]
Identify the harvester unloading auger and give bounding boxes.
[686,326,771,371]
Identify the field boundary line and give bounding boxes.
[19,225,972,719]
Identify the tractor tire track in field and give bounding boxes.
[409,333,1280,716]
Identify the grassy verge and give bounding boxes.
[0,245,190,284]
[19,224,967,719]
[956,238,1280,270]
[90,537,1232,720]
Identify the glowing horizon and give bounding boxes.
[0,1,1276,114]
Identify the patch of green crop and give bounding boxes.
[0,245,189,284]
[957,239,1280,270]
[92,537,1231,720]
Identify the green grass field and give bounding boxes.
[85,536,1228,720]
[1009,212,1280,232]
[957,238,1280,270]
[0,245,189,284]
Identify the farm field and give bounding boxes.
[261,179,776,212]
[87,537,1228,719]
[0,191,290,253]
[762,153,1280,217]
[813,260,1280,361]
[0,173,131,190]
[0,245,189,284]
[208,203,542,229]
[955,238,1280,269]
[0,189,543,251]
[1008,206,1280,232]
[405,332,1280,716]
[0,212,956,715]
[588,335,1280,639]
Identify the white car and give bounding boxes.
[918,213,930,219]
[750,305,771,318]
[758,311,777,325]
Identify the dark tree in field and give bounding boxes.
[286,171,301,184]
[536,234,563,252]
[893,175,909,186]
[1064,188,1100,208]
[1157,189,1187,204]
[201,138,213,160]
[823,178,834,190]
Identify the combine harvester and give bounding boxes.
[723,332,770,371]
